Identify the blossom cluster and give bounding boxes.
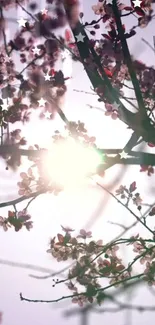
[115,181,143,208]
[0,209,33,231]
[47,225,155,306]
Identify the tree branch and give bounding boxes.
[64,11,155,144]
[112,1,148,122]
[20,273,144,303]
[0,189,46,208]
[96,181,155,236]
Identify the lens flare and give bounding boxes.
[44,137,102,189]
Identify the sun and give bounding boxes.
[44,136,102,189]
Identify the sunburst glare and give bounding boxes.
[44,137,102,189]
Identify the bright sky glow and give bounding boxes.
[1,3,155,325]
[44,137,102,189]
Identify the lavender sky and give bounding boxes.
[0,1,155,325]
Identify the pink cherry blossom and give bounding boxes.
[92,2,105,15]
[77,229,92,239]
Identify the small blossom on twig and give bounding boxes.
[77,229,92,239]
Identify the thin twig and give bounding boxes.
[15,0,38,22]
[96,181,155,236]
[141,38,155,53]
[20,273,144,303]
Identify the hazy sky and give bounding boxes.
[0,1,155,325]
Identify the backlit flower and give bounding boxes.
[92,2,105,15]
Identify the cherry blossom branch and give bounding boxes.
[88,37,138,119]
[120,10,135,17]
[121,96,138,110]
[73,89,96,96]
[2,2,154,150]
[45,92,69,124]
[4,3,70,126]
[0,2,155,317]
[8,2,151,146]
[75,89,137,101]
[66,19,155,144]
[112,1,147,121]
[48,237,155,286]
[20,291,81,304]
[73,88,138,110]
[112,200,155,242]
[99,152,155,172]
[96,181,155,236]
[18,51,46,76]
[0,145,45,157]
[121,83,135,90]
[120,244,155,276]
[83,16,104,27]
[66,5,155,144]
[123,131,139,152]
[68,22,137,119]
[1,145,155,174]
[0,189,46,208]
[65,283,155,317]
[82,10,135,26]
[20,273,144,303]
[1,144,155,162]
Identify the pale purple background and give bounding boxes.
[0,1,155,325]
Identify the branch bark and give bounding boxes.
[63,12,155,145]
[0,189,45,208]
[1,145,155,168]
